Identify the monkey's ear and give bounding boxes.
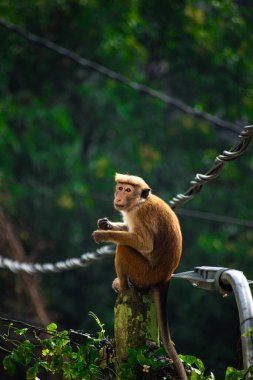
[141,188,151,199]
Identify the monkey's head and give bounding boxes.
[114,173,151,211]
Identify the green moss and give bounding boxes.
[114,288,159,370]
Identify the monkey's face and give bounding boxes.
[114,183,140,211]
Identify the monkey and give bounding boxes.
[92,173,187,380]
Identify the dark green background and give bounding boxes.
[0,1,253,377]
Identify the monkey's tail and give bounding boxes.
[153,282,188,380]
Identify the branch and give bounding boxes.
[0,18,239,134]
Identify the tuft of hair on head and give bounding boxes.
[115,173,151,199]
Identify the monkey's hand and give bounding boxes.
[92,230,109,244]
[97,218,113,230]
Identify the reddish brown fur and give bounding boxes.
[93,174,182,290]
[92,174,187,380]
[113,193,182,289]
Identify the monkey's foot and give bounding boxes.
[112,277,130,292]
[112,277,120,292]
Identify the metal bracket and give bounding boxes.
[173,266,253,374]
[173,266,253,294]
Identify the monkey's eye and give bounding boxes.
[125,188,131,192]
[118,186,123,191]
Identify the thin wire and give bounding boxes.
[176,209,253,228]
[0,315,92,343]
[0,18,239,134]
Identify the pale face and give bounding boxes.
[114,183,139,211]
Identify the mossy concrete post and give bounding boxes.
[114,287,159,374]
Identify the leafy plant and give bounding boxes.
[1,315,114,380]
[119,345,171,379]
[224,366,253,380]
[119,346,217,379]
[88,311,106,340]
[180,355,214,380]
[2,315,253,379]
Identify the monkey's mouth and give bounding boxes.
[114,203,125,209]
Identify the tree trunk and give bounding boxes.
[0,211,50,325]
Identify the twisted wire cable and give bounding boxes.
[0,246,115,274]
[169,125,253,209]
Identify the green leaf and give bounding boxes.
[225,366,245,379]
[190,368,202,380]
[15,327,29,336]
[136,352,148,366]
[127,348,139,366]
[153,346,166,356]
[38,361,50,371]
[119,363,135,380]
[41,339,55,351]
[180,355,204,372]
[42,348,50,356]
[46,323,58,333]
[195,357,205,373]
[12,350,24,365]
[26,365,39,379]
[88,312,105,339]
[88,363,100,375]
[3,356,16,375]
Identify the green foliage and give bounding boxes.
[119,346,217,379]
[180,355,214,380]
[88,312,106,340]
[225,366,253,380]
[2,316,111,380]
[119,346,170,379]
[2,316,253,379]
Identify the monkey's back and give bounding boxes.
[139,194,182,279]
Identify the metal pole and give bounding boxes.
[219,269,253,372]
[173,266,253,374]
